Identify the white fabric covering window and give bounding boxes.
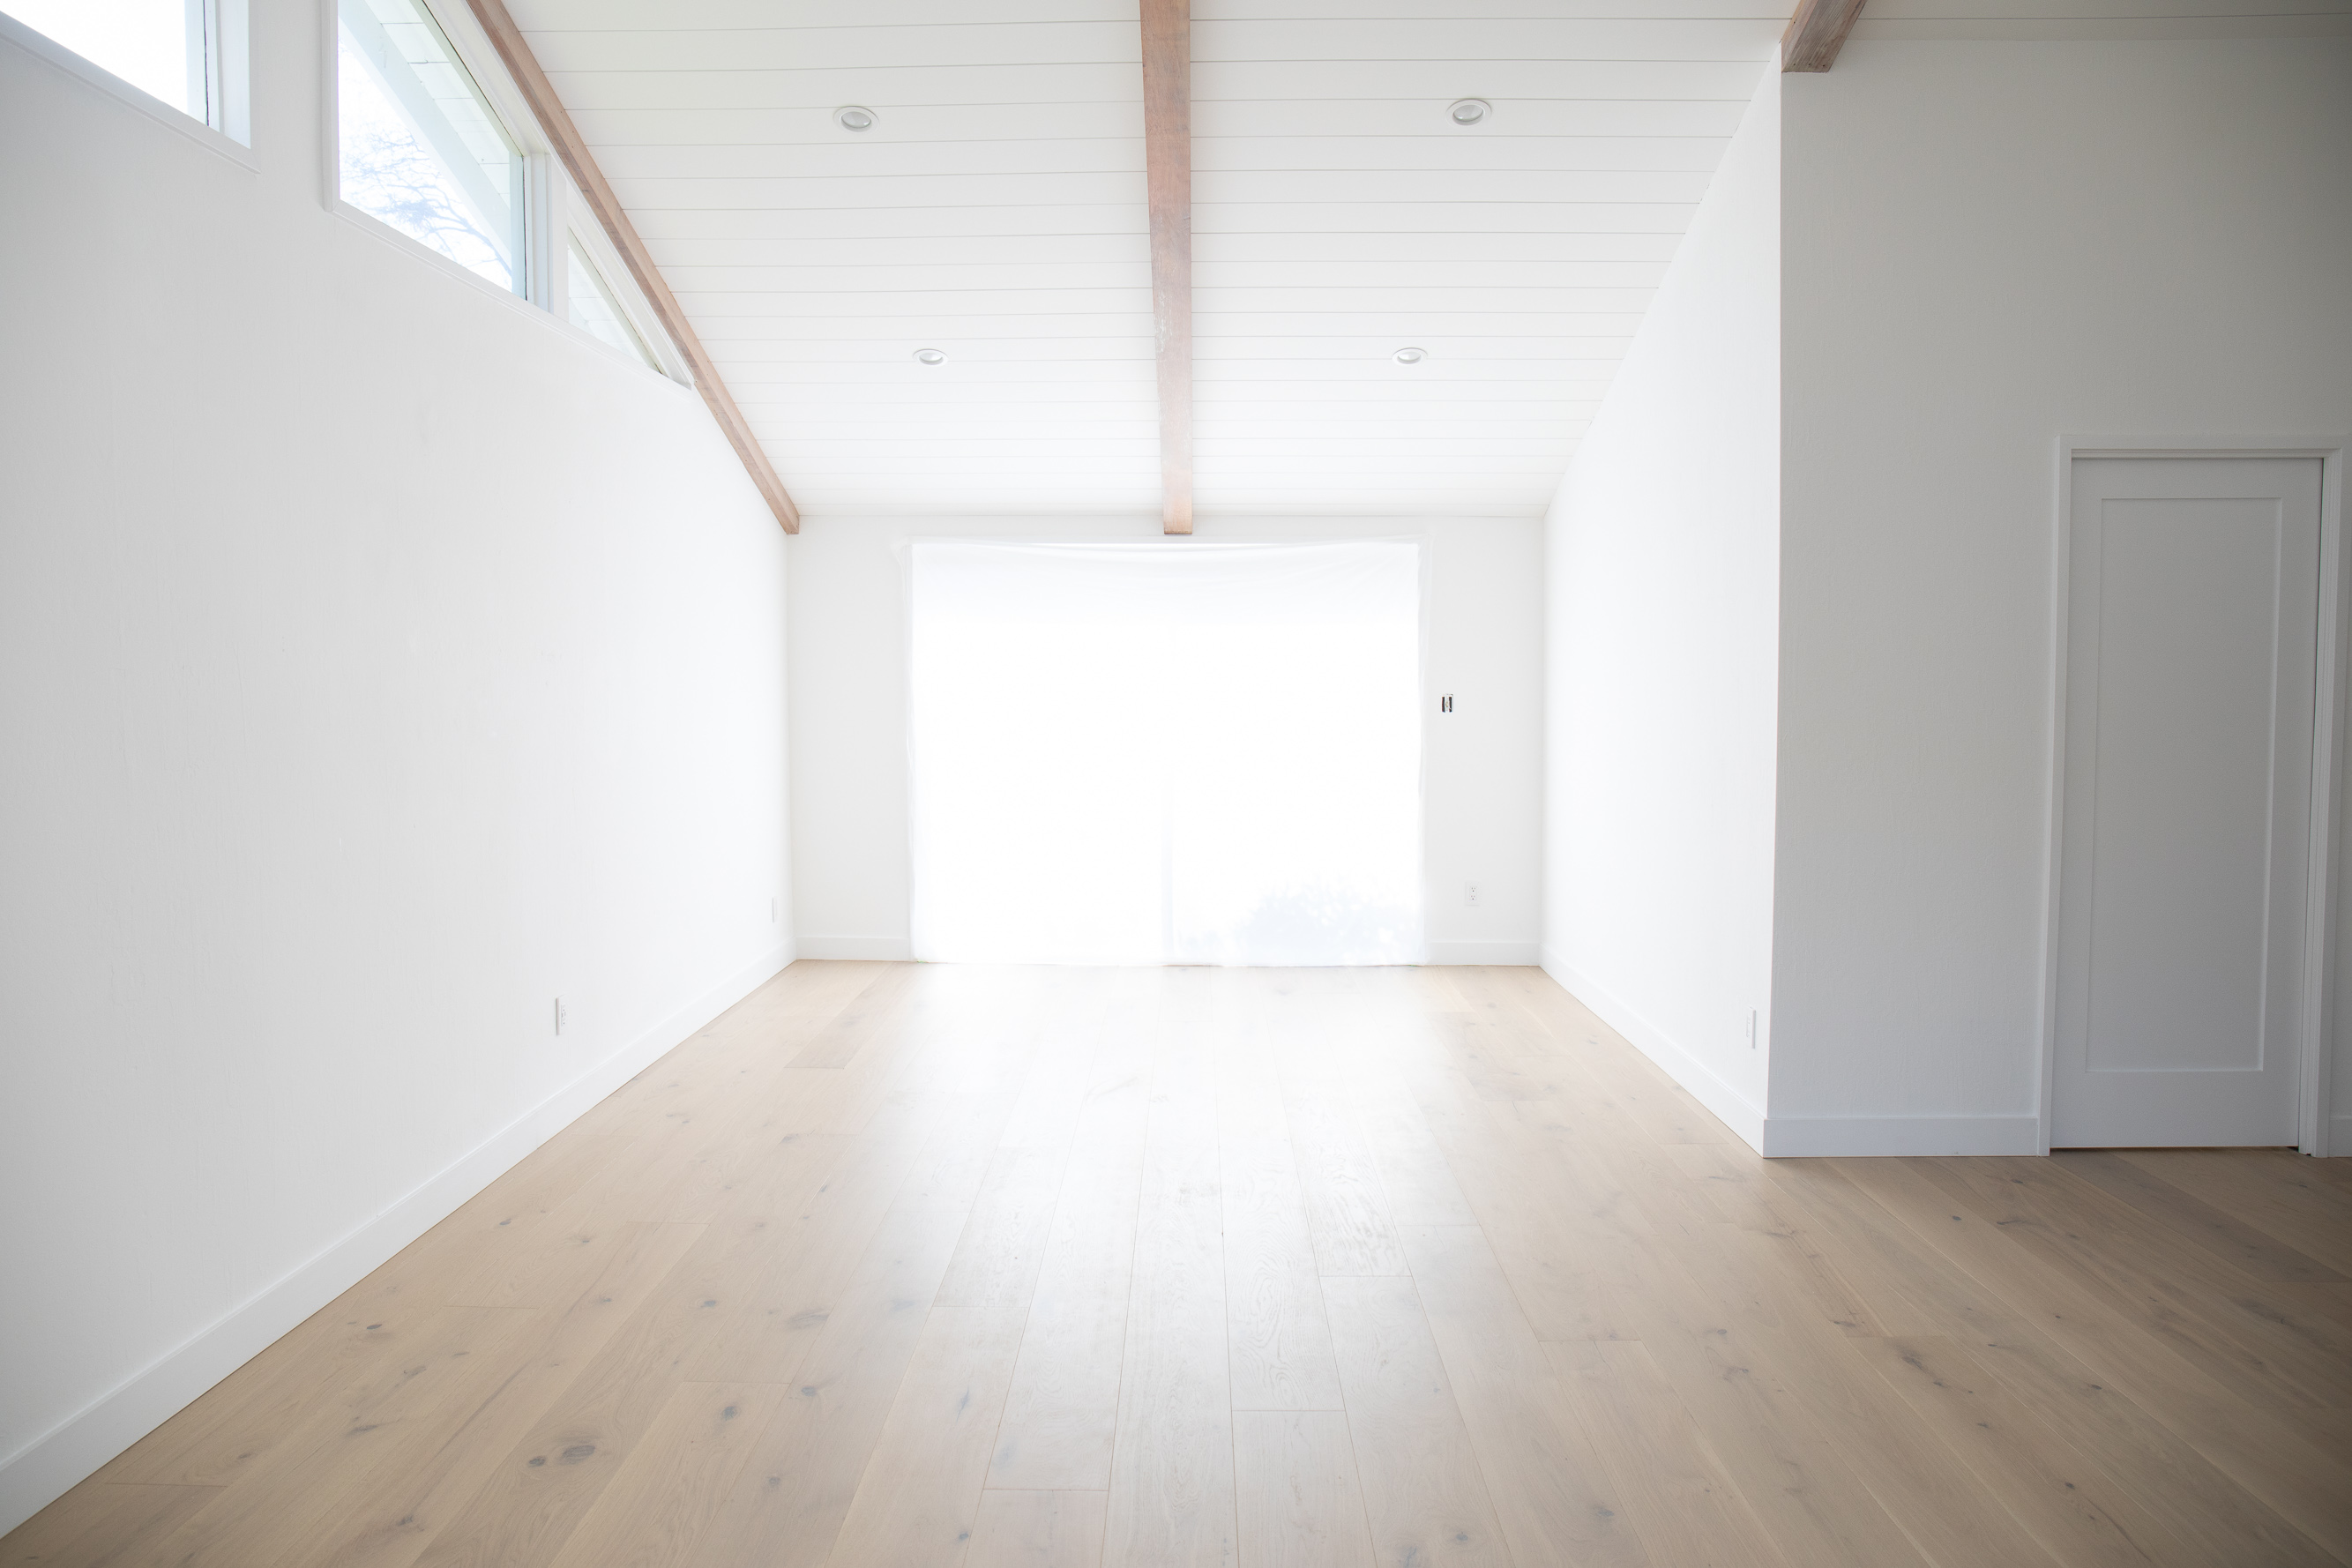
[908,540,1423,966]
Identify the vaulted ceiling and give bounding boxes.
[507,0,1789,517]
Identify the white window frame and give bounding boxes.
[323,0,553,308]
[319,0,687,383]
[184,0,247,140]
[556,179,693,384]
[0,0,252,164]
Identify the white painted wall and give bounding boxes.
[790,515,1542,964]
[1538,73,1781,1150]
[0,3,791,1531]
[1771,37,2352,1154]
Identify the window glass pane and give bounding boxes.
[337,0,524,294]
[909,541,1424,966]
[567,236,658,368]
[10,0,201,116]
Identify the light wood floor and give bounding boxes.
[11,963,2352,1568]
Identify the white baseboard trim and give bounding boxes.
[2326,1114,2352,1157]
[795,935,915,961]
[1538,950,1766,1153]
[0,939,795,1537]
[1759,1114,2041,1158]
[1426,940,1542,966]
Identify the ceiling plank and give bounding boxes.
[465,0,803,534]
[1141,0,1194,534]
[1781,0,1866,72]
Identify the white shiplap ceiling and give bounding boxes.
[510,1,1788,516]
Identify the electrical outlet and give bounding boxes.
[1745,1008,1758,1049]
[1464,882,1481,907]
[554,997,569,1036]
[770,896,778,923]
[1440,693,1455,713]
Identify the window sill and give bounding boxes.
[329,200,693,390]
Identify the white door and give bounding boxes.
[2052,456,2325,1147]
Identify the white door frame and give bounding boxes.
[2038,436,2351,1156]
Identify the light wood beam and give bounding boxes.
[1781,0,1867,71]
[465,0,802,534]
[1140,0,1193,535]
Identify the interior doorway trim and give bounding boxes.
[2038,435,2351,1157]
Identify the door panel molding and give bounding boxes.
[2040,436,2350,1155]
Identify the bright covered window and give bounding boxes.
[11,0,205,119]
[567,235,657,367]
[908,540,1424,967]
[337,0,526,293]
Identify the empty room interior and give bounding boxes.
[5,0,2352,1562]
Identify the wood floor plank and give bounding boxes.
[1475,967,1732,1146]
[567,962,824,1137]
[1926,1157,2352,1408]
[1396,1223,1650,1568]
[1661,1140,1900,1338]
[783,961,925,1069]
[1547,1339,1796,1568]
[825,1302,1029,1567]
[2275,1403,2352,1453]
[294,1221,706,1568]
[2076,1152,2348,1282]
[93,1131,631,1493]
[1608,1203,2026,1568]
[674,1111,946,1385]
[1831,1157,2352,1565]
[1232,1411,1377,1568]
[118,1307,553,1568]
[681,1075,1027,1568]
[987,1041,1153,1491]
[439,1161,651,1312]
[1422,1092,1639,1343]
[1748,1158,2341,1568]
[19,964,2352,1568]
[1320,1274,1512,1568]
[1221,1131,1347,1411]
[1429,1009,1562,1104]
[1216,975,1347,1413]
[611,1089,826,1229]
[1848,1334,2198,1568]
[963,1491,1109,1568]
[1507,1136,1938,1568]
[0,1482,219,1568]
[1350,1079,1480,1230]
[88,1291,420,1490]
[1213,982,1345,1410]
[541,1381,788,1568]
[933,982,1116,1323]
[2117,1152,2352,1278]
[936,1144,1068,1312]
[679,1291,944,1568]
[407,1135,869,1568]
[1281,1089,1407,1278]
[814,992,1077,1564]
[1102,1019,1238,1568]
[582,971,922,1230]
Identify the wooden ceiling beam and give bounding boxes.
[1140,0,1193,535]
[1781,0,1867,71]
[466,0,802,534]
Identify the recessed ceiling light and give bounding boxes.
[1393,347,1427,364]
[914,347,946,365]
[1448,98,1490,126]
[836,105,877,131]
